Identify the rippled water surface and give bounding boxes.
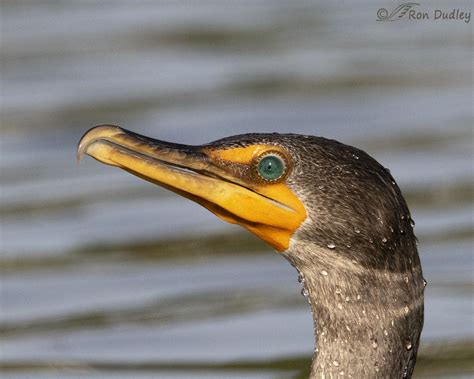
[1,1,473,378]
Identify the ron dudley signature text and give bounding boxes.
[377,4,471,23]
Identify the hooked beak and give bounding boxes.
[77,125,306,251]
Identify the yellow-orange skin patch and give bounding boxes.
[206,144,289,165]
[204,145,307,251]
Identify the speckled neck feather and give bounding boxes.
[275,134,425,378]
[287,241,424,378]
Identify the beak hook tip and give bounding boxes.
[76,140,88,164]
[76,149,84,164]
[76,124,122,165]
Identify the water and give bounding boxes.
[1,1,473,378]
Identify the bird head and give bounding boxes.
[77,125,308,251]
[77,125,415,269]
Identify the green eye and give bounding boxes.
[257,154,286,181]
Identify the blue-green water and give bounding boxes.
[1,1,473,378]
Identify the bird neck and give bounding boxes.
[287,244,424,379]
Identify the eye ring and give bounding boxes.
[255,152,288,182]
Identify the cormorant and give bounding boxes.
[78,125,425,378]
